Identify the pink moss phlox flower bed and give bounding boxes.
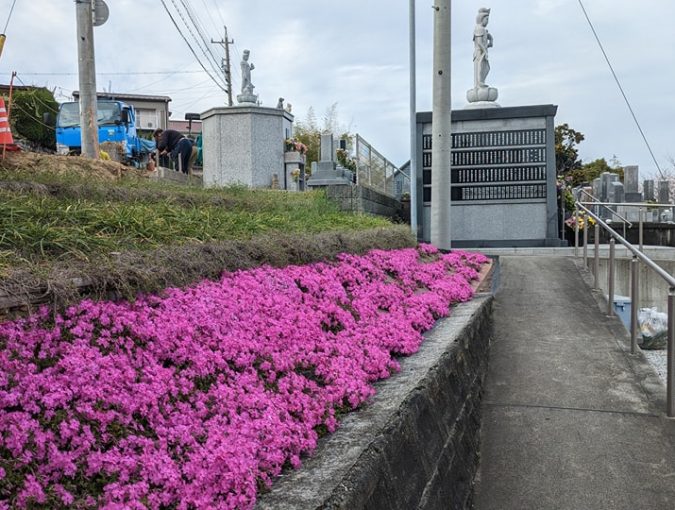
[0,245,488,509]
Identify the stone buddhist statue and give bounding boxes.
[466,7,500,107]
[237,49,259,104]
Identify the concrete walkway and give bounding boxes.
[473,256,675,510]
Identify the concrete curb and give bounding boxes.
[257,295,494,510]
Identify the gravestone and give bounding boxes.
[591,177,602,216]
[644,180,655,201]
[600,172,619,202]
[600,173,619,218]
[610,182,624,206]
[659,181,670,204]
[623,166,642,203]
[623,166,638,192]
[306,134,352,187]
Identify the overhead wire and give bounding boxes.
[577,0,664,178]
[0,70,207,76]
[158,0,227,93]
[167,0,226,89]
[3,0,18,34]
[14,74,59,113]
[179,0,222,70]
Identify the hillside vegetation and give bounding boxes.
[0,152,413,314]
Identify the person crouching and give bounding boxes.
[152,128,194,174]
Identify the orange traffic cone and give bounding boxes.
[0,97,19,152]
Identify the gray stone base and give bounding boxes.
[257,295,494,510]
[466,86,499,104]
[450,238,565,249]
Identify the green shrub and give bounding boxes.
[10,88,58,149]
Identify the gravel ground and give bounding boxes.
[643,349,667,384]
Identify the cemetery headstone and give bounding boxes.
[644,180,655,201]
[306,133,352,187]
[624,165,639,193]
[659,180,670,204]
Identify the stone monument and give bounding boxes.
[643,180,655,201]
[659,180,670,204]
[306,134,353,187]
[237,49,258,105]
[466,8,499,108]
[623,165,642,202]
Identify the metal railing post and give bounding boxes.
[639,207,644,252]
[630,256,639,354]
[583,221,588,267]
[594,223,600,289]
[668,288,675,418]
[574,204,579,257]
[607,237,615,316]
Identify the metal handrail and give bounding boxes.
[580,201,674,209]
[575,201,675,418]
[578,190,633,228]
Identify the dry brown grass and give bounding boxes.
[0,151,144,181]
[0,226,415,320]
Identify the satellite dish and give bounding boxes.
[92,0,109,27]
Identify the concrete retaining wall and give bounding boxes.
[325,184,402,220]
[257,294,493,510]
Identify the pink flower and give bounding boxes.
[0,246,486,509]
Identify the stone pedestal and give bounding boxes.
[284,151,306,191]
[466,86,500,109]
[201,105,294,188]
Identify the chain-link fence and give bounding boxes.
[354,134,398,197]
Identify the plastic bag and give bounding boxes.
[638,307,668,350]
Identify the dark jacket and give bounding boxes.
[157,129,185,152]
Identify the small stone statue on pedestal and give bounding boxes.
[466,8,500,108]
[237,49,259,105]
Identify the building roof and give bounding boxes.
[72,91,172,103]
[168,119,202,134]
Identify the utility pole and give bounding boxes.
[75,0,99,159]
[409,0,418,238]
[212,26,234,106]
[430,0,452,249]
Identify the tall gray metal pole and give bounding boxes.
[75,0,99,159]
[430,0,452,249]
[409,0,418,238]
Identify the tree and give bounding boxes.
[569,157,624,187]
[555,123,585,175]
[10,88,58,149]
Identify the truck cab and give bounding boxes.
[56,100,154,164]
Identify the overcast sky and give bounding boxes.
[1,0,672,179]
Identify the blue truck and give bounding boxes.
[55,100,155,165]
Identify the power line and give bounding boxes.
[0,70,207,76]
[2,0,18,34]
[14,74,59,113]
[158,0,227,93]
[168,0,227,89]
[577,0,664,178]
[179,0,222,72]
